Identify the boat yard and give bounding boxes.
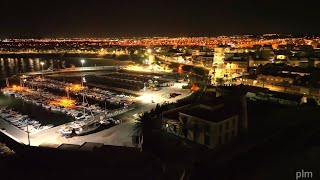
[0,67,192,148]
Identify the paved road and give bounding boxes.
[22,66,119,76]
[230,80,320,104]
[0,118,28,144]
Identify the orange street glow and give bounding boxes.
[123,65,172,73]
[66,84,85,91]
[11,85,27,91]
[49,98,76,108]
[178,65,184,73]
[191,85,200,91]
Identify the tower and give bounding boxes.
[211,47,230,84]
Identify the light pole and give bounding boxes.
[81,76,86,87]
[40,62,44,79]
[81,59,85,67]
[23,79,27,87]
[229,63,232,82]
[26,122,30,146]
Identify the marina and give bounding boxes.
[0,61,191,147]
[0,106,53,134]
[24,77,136,109]
[0,75,137,138]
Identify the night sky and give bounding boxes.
[0,0,318,38]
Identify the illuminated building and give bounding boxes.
[209,46,230,84]
[162,92,248,149]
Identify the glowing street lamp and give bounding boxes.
[40,62,44,71]
[147,49,152,54]
[40,62,45,78]
[81,76,86,86]
[81,59,85,67]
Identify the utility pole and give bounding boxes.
[26,123,30,146]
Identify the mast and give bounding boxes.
[6,78,9,88]
[83,93,85,114]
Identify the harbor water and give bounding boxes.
[0,57,131,80]
[0,93,74,127]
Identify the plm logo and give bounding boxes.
[296,169,313,180]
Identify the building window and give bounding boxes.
[204,135,210,146]
[226,133,231,141]
[194,123,199,141]
[205,125,210,134]
[218,136,222,144]
[173,125,177,132]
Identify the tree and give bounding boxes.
[133,120,143,136]
[282,80,290,92]
[216,78,224,86]
[179,116,191,140]
[260,77,266,88]
[188,68,197,85]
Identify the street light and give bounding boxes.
[81,76,86,86]
[40,62,45,79]
[81,59,85,67]
[40,62,44,70]
[26,122,30,146]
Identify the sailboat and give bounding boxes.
[74,95,100,135]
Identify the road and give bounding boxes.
[230,79,320,104]
[22,66,119,77]
[0,81,191,148]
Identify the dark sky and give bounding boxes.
[0,0,318,38]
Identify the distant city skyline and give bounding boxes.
[0,0,319,38]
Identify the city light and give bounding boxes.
[191,85,200,91]
[49,98,76,108]
[81,59,85,67]
[136,94,155,103]
[66,84,85,91]
[123,65,172,73]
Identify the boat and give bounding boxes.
[50,106,60,112]
[74,122,101,135]
[99,119,111,125]
[59,126,73,136]
[38,124,54,131]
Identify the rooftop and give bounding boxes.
[180,106,235,123]
[268,91,303,102]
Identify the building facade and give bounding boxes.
[162,93,248,149]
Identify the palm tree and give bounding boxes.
[133,120,143,136]
[216,78,224,86]
[260,77,266,88]
[179,116,191,140]
[282,80,290,92]
[188,68,197,85]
